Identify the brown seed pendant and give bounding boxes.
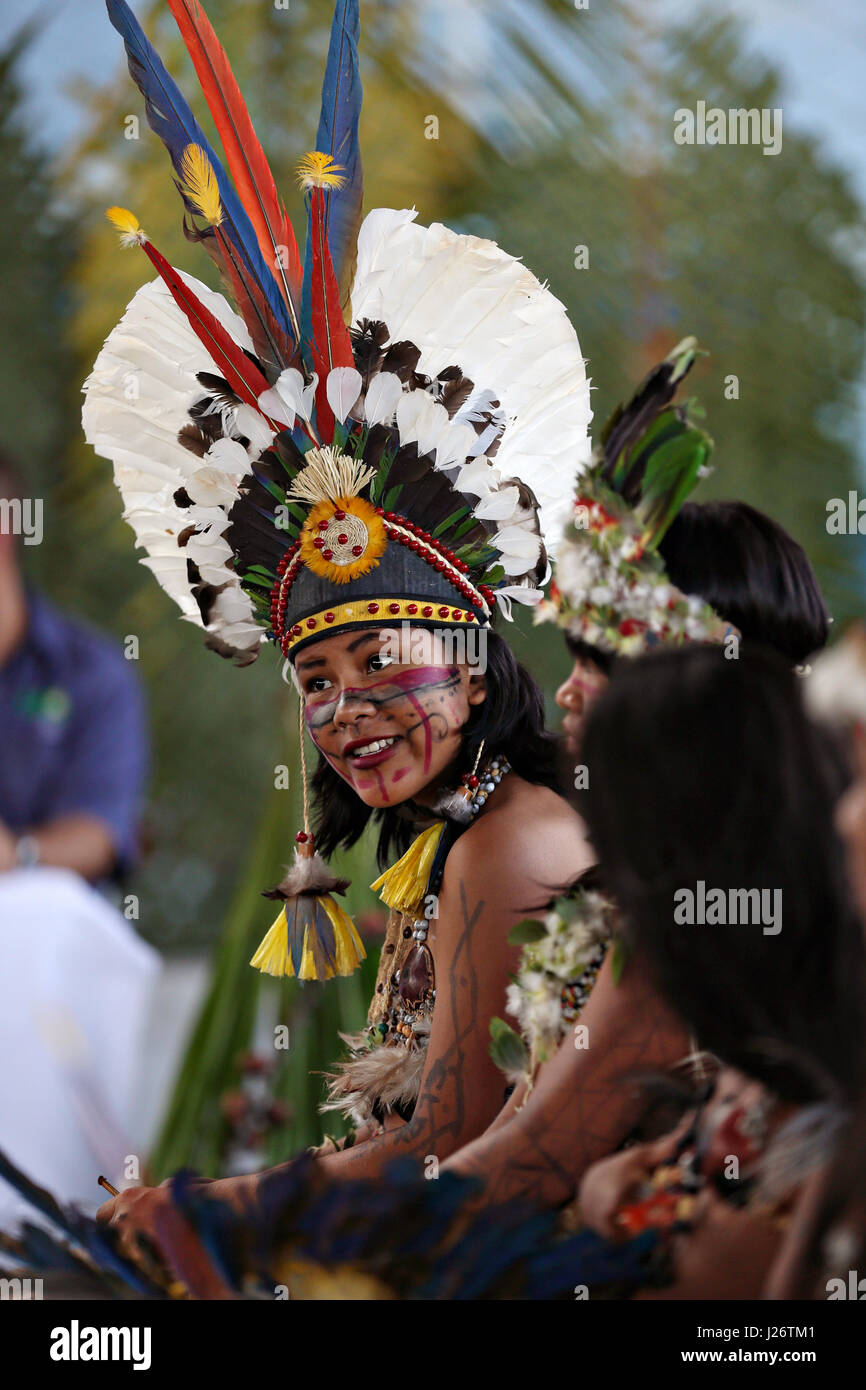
[397,942,434,1005]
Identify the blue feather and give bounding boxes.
[316,0,363,290]
[105,0,295,348]
[301,0,363,349]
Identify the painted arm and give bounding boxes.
[314,823,545,1179]
[441,949,691,1209]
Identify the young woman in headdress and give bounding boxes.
[84,0,593,1235]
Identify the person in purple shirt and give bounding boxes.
[0,460,147,882]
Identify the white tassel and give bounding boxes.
[288,445,376,504]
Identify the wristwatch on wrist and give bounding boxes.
[14,835,41,868]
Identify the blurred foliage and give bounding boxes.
[1,0,864,1163]
[0,21,78,489]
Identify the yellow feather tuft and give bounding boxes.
[370,823,447,916]
[179,144,223,226]
[296,151,347,191]
[105,206,146,248]
[250,897,365,981]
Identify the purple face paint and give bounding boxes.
[303,663,464,802]
[305,666,459,745]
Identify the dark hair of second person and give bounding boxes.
[578,643,865,1105]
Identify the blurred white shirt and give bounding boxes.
[0,866,159,1232]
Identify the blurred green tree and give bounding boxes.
[0,21,78,498]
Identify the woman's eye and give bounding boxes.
[305,677,332,693]
[368,652,393,672]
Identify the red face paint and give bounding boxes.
[300,658,467,810]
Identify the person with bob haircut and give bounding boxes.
[572,643,865,1299]
[556,497,830,759]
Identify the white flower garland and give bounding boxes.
[539,489,729,656]
[506,888,616,1070]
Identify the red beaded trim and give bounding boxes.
[269,507,495,655]
[377,508,493,614]
[268,539,305,652]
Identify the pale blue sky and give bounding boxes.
[2,0,865,206]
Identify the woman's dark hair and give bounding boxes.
[658,500,830,665]
[564,633,615,676]
[578,643,866,1104]
[311,627,560,867]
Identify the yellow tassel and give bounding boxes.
[105,206,147,247]
[250,895,366,981]
[179,143,223,226]
[370,823,446,917]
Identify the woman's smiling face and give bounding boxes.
[293,626,487,808]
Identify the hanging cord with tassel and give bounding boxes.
[250,692,365,981]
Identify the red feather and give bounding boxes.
[139,238,277,423]
[166,0,302,336]
[308,185,354,438]
[211,222,295,380]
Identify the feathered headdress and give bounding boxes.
[539,337,729,655]
[83,0,591,979]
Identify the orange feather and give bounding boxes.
[166,0,302,340]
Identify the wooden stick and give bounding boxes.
[97,1175,119,1197]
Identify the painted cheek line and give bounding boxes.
[405,689,433,774]
[340,665,460,706]
[321,750,355,786]
[391,767,410,784]
[305,700,338,732]
[357,770,390,803]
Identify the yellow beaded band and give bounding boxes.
[283,596,487,653]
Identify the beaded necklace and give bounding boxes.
[383,753,511,1052]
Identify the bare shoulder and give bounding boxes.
[441,774,594,911]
